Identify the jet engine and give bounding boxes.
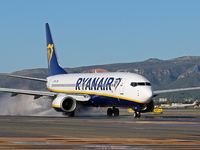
[52,93,76,112]
[140,99,154,113]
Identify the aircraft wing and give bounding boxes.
[0,88,90,101]
[0,74,90,101]
[154,87,200,96]
[0,88,55,99]
[0,73,47,82]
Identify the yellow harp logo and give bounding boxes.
[47,44,53,65]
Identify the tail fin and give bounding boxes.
[193,100,197,105]
[45,23,67,76]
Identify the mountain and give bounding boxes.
[1,56,200,101]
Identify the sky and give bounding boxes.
[0,0,200,73]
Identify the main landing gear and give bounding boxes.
[133,111,141,118]
[107,107,119,116]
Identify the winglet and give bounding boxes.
[45,23,67,76]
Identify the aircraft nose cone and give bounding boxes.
[143,88,153,102]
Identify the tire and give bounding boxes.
[133,112,137,118]
[113,108,119,116]
[137,112,141,118]
[107,108,113,116]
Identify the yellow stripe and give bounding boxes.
[47,44,54,65]
[52,104,61,108]
[47,87,148,104]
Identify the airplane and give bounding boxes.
[1,23,200,118]
[170,100,198,108]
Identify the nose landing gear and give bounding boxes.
[133,111,141,118]
[132,105,141,118]
[107,107,119,116]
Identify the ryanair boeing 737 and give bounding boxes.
[0,23,200,118]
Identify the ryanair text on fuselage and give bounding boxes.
[75,77,122,91]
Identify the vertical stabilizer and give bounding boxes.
[193,100,197,105]
[45,23,67,76]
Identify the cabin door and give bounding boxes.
[120,78,126,95]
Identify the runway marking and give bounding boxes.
[88,120,200,125]
[0,137,200,149]
[167,134,200,137]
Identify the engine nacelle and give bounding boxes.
[140,99,154,113]
[52,93,76,112]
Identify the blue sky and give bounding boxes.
[0,0,200,73]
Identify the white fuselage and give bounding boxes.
[47,72,153,107]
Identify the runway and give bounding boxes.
[0,113,200,149]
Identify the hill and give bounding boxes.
[1,56,200,101]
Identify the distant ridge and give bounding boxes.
[82,69,109,73]
[1,56,200,100]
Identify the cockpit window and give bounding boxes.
[130,82,137,87]
[130,82,151,87]
[137,82,145,86]
[146,82,151,86]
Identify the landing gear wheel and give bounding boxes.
[107,107,120,117]
[107,108,113,116]
[133,112,141,118]
[133,112,137,118]
[113,108,119,116]
[137,112,141,118]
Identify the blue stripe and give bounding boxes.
[81,94,142,107]
[53,107,63,112]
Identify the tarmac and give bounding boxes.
[0,110,200,149]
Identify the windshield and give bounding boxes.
[130,82,151,87]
